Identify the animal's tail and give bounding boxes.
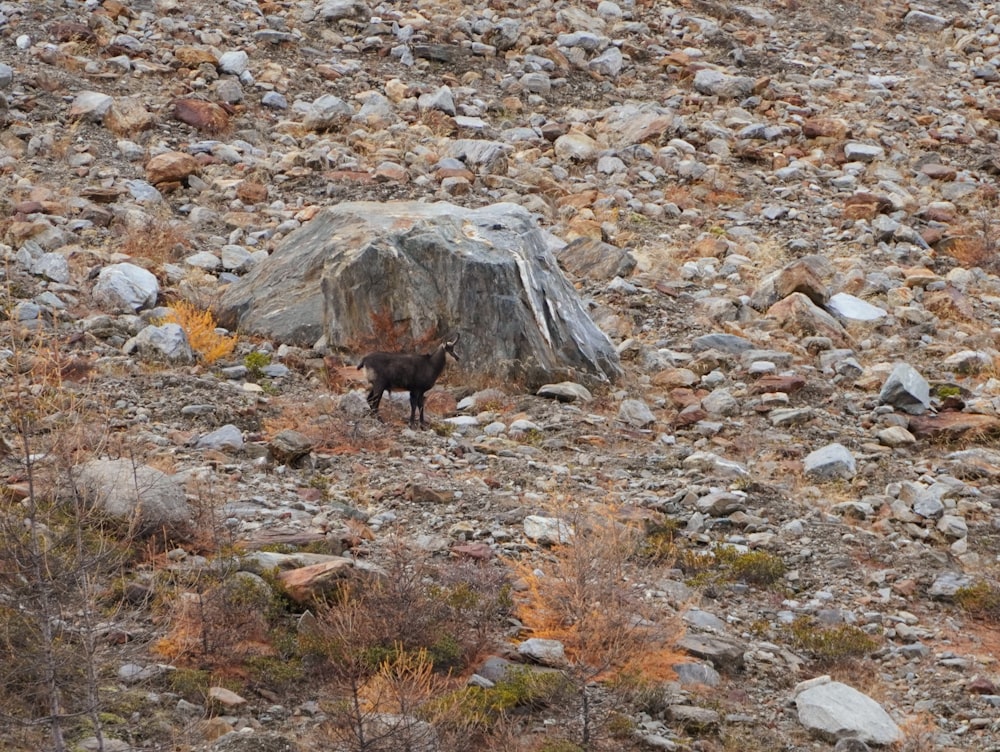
[357,357,366,370]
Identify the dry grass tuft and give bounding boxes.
[161,300,237,364]
[117,214,191,269]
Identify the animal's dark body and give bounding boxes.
[358,334,460,427]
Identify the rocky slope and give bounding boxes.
[4,0,1000,750]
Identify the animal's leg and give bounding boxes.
[409,391,420,427]
[417,392,428,427]
[367,387,385,420]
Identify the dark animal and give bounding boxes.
[358,334,460,427]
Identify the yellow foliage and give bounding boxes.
[163,301,237,364]
[509,505,683,683]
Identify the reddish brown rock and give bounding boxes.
[908,412,1000,441]
[49,22,97,44]
[173,45,219,67]
[172,98,230,134]
[451,543,494,560]
[920,163,957,180]
[773,259,830,306]
[801,117,847,139]
[276,558,381,603]
[145,151,198,186]
[842,192,894,220]
[748,375,807,395]
[236,181,269,204]
[766,292,850,345]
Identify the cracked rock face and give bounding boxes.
[220,201,623,387]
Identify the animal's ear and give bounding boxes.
[447,333,460,346]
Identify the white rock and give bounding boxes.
[218,50,250,75]
[517,637,566,667]
[827,292,887,322]
[554,132,600,161]
[124,323,194,363]
[803,443,856,481]
[793,675,902,745]
[523,515,573,544]
[93,262,159,312]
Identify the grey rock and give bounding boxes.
[303,94,353,130]
[536,381,593,403]
[417,86,456,116]
[209,732,301,752]
[556,237,636,280]
[937,515,968,539]
[269,429,314,464]
[843,142,885,162]
[195,424,244,451]
[677,632,746,671]
[218,50,250,75]
[31,252,70,283]
[619,398,655,427]
[903,10,948,31]
[879,363,930,415]
[261,91,288,109]
[912,489,944,519]
[793,675,902,745]
[517,637,566,666]
[125,323,193,363]
[691,333,753,354]
[75,459,192,534]
[218,202,622,387]
[317,0,370,21]
[674,661,721,688]
[523,515,572,544]
[221,244,255,272]
[0,63,12,88]
[804,443,856,481]
[93,263,159,312]
[693,69,754,98]
[70,90,113,122]
[185,251,221,271]
[589,46,624,77]
[928,572,973,599]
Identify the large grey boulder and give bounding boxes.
[217,201,622,387]
[793,675,902,745]
[74,459,192,536]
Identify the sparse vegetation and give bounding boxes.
[244,349,271,380]
[786,616,880,667]
[162,300,237,364]
[954,581,1000,621]
[679,544,787,589]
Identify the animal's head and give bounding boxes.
[444,333,461,362]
